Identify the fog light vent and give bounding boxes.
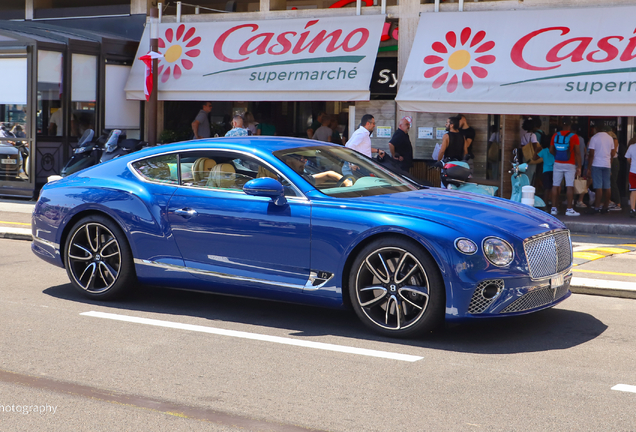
[467,279,504,314]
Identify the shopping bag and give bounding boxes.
[573,177,588,195]
[432,143,441,161]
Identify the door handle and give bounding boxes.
[174,208,198,218]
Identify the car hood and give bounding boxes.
[339,187,564,241]
[0,144,19,155]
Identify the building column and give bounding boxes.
[501,115,521,199]
[397,0,421,163]
[25,0,33,20]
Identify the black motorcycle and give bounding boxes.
[60,129,98,177]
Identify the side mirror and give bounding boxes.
[243,177,287,206]
[512,148,519,164]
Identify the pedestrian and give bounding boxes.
[571,123,591,208]
[244,112,258,136]
[224,115,248,137]
[457,114,475,158]
[587,127,616,213]
[520,117,541,185]
[312,116,332,142]
[550,117,581,216]
[625,138,636,218]
[388,116,414,171]
[437,116,466,161]
[256,115,276,136]
[607,128,622,211]
[345,114,385,158]
[307,112,326,139]
[534,139,554,208]
[191,102,212,139]
[329,116,343,145]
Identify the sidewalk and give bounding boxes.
[1,198,635,300]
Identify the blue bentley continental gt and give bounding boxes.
[32,137,572,337]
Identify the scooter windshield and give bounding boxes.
[104,130,122,153]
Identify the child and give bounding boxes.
[535,139,555,208]
[625,138,636,218]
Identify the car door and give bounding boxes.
[166,150,311,293]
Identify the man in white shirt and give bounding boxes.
[345,114,385,158]
[587,129,616,212]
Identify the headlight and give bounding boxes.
[483,237,514,267]
[74,146,89,154]
[455,238,477,255]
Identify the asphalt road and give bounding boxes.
[1,239,636,431]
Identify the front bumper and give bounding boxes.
[463,272,572,317]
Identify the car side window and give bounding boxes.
[131,154,178,184]
[179,151,300,197]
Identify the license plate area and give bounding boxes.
[551,274,564,288]
[1,158,17,164]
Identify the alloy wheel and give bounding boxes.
[67,222,122,293]
[355,247,430,331]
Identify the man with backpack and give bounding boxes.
[550,117,582,216]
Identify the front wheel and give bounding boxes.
[64,215,136,300]
[349,237,445,338]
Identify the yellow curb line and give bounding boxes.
[572,269,636,277]
[0,221,30,226]
[573,252,606,261]
[587,247,632,254]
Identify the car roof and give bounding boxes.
[138,136,331,159]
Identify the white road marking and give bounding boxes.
[81,311,423,362]
[612,384,636,393]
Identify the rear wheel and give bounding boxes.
[64,215,136,299]
[349,237,444,338]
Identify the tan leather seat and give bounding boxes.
[192,157,216,185]
[256,166,277,180]
[207,163,236,189]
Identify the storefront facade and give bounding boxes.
[123,0,632,202]
[0,21,139,198]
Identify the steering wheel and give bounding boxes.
[337,175,356,187]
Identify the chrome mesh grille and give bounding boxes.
[467,279,504,314]
[500,283,570,314]
[524,231,572,279]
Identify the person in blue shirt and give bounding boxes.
[535,139,555,208]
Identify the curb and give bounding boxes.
[570,277,636,300]
[561,221,636,236]
[0,230,32,241]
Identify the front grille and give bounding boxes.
[500,282,570,314]
[524,230,572,279]
[467,279,504,314]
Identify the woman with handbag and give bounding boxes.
[520,118,542,185]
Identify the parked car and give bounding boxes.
[32,137,573,337]
[0,142,23,179]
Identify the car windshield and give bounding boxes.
[273,145,419,198]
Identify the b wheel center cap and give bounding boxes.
[95,254,101,261]
[390,284,397,292]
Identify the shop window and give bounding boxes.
[0,0,25,20]
[105,64,140,140]
[33,0,130,19]
[37,50,63,137]
[0,56,29,183]
[71,53,97,138]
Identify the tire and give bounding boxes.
[64,215,136,300]
[348,237,445,338]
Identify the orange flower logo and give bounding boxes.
[158,24,201,82]
[423,27,495,93]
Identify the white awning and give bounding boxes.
[396,6,636,116]
[125,15,385,102]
